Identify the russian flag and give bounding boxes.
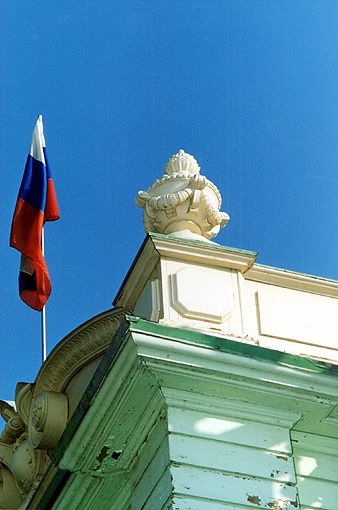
[10,116,60,311]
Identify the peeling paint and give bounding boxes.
[111,450,122,460]
[267,500,298,510]
[275,454,288,461]
[247,495,261,505]
[96,446,109,464]
[96,445,122,465]
[267,501,282,510]
[270,469,280,478]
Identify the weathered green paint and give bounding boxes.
[32,317,131,510]
[27,313,338,509]
[52,316,130,464]
[127,316,338,376]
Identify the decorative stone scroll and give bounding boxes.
[136,150,229,242]
[28,391,68,449]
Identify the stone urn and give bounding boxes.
[135,149,229,242]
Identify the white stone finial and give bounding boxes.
[164,149,200,176]
[136,150,230,242]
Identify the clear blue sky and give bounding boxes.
[1,1,337,402]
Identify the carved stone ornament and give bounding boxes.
[0,400,47,507]
[0,308,128,509]
[28,391,68,449]
[136,149,230,242]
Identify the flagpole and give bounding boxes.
[41,227,47,362]
[41,307,47,362]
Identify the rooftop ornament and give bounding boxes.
[136,150,229,242]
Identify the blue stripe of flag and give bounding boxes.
[18,155,47,212]
[43,148,53,180]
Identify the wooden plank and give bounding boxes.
[131,438,170,510]
[161,495,174,510]
[169,433,295,483]
[296,477,338,510]
[142,468,173,510]
[172,495,254,510]
[292,431,338,483]
[168,408,292,453]
[171,465,298,509]
[299,507,332,510]
[131,413,169,486]
[294,451,338,483]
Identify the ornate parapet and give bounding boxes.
[136,150,229,242]
[0,308,127,509]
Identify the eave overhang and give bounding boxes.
[24,314,338,509]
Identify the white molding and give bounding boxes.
[151,234,257,273]
[132,332,338,399]
[162,387,301,428]
[132,330,338,438]
[246,264,338,298]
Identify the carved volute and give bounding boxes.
[136,149,230,242]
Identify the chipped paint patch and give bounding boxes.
[275,454,289,461]
[96,446,109,464]
[247,495,261,505]
[267,502,282,510]
[267,500,298,510]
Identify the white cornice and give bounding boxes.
[150,234,257,273]
[246,264,338,298]
[162,387,301,429]
[131,331,338,399]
